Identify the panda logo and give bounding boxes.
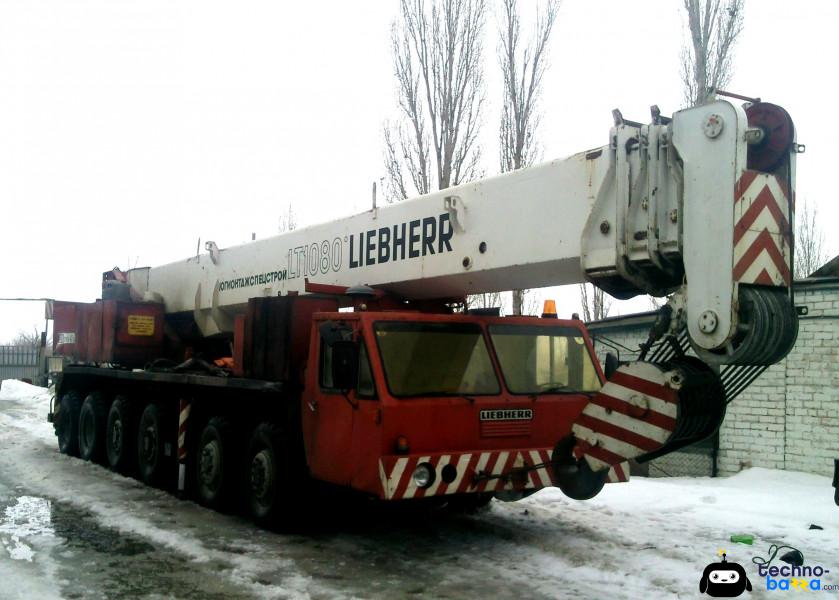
[699,552,752,597]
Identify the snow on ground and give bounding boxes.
[0,378,837,599]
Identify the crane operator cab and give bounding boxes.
[301,307,610,505]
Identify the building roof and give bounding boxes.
[810,254,839,278]
[586,310,657,331]
[585,270,839,329]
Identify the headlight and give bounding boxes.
[47,356,65,374]
[412,463,435,488]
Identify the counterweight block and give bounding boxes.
[567,359,726,477]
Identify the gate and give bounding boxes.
[0,345,41,382]
[647,434,719,478]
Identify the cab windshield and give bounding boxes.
[488,324,602,394]
[374,321,500,397]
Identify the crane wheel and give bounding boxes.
[56,391,82,457]
[106,395,137,474]
[78,392,109,463]
[551,437,608,501]
[245,423,307,529]
[137,403,172,487]
[195,416,238,510]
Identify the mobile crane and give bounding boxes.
[47,96,799,525]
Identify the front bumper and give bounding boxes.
[378,447,629,501]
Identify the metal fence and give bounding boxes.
[647,434,718,478]
[0,345,41,382]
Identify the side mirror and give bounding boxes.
[604,352,619,380]
[331,340,359,390]
[319,320,352,346]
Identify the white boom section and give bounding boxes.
[127,151,607,336]
[127,100,771,353]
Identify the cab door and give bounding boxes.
[301,319,379,487]
[348,340,382,492]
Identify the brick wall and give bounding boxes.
[720,282,839,477]
[587,280,839,478]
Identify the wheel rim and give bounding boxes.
[199,440,222,492]
[141,424,158,466]
[110,419,123,456]
[81,410,94,451]
[58,410,70,445]
[250,449,274,507]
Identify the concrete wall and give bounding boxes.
[587,280,839,478]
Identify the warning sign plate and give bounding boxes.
[127,315,155,336]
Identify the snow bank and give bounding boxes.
[502,466,839,597]
[0,378,55,443]
[0,378,51,404]
[1,377,836,599]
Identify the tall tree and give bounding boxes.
[278,203,297,233]
[614,1,746,318]
[384,0,487,201]
[498,0,557,174]
[680,0,744,107]
[794,198,828,279]
[498,0,558,314]
[579,283,610,323]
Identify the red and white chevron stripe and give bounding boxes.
[177,399,191,463]
[378,448,629,500]
[177,398,191,492]
[733,170,792,287]
[572,362,678,473]
[606,461,630,483]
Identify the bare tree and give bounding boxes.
[466,291,504,311]
[521,291,540,316]
[631,1,745,316]
[498,0,557,173]
[680,0,744,107]
[498,0,558,314]
[579,283,610,322]
[384,0,487,201]
[278,203,297,233]
[794,198,828,279]
[9,328,41,347]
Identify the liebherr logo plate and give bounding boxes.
[479,409,533,421]
[216,212,455,293]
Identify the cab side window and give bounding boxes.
[319,338,377,399]
[320,341,335,389]
[357,343,376,398]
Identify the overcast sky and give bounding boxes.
[1,0,836,343]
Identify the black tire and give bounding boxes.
[78,392,109,463]
[245,423,306,528]
[551,437,608,501]
[195,416,238,510]
[137,403,171,487]
[106,395,137,473]
[56,391,82,457]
